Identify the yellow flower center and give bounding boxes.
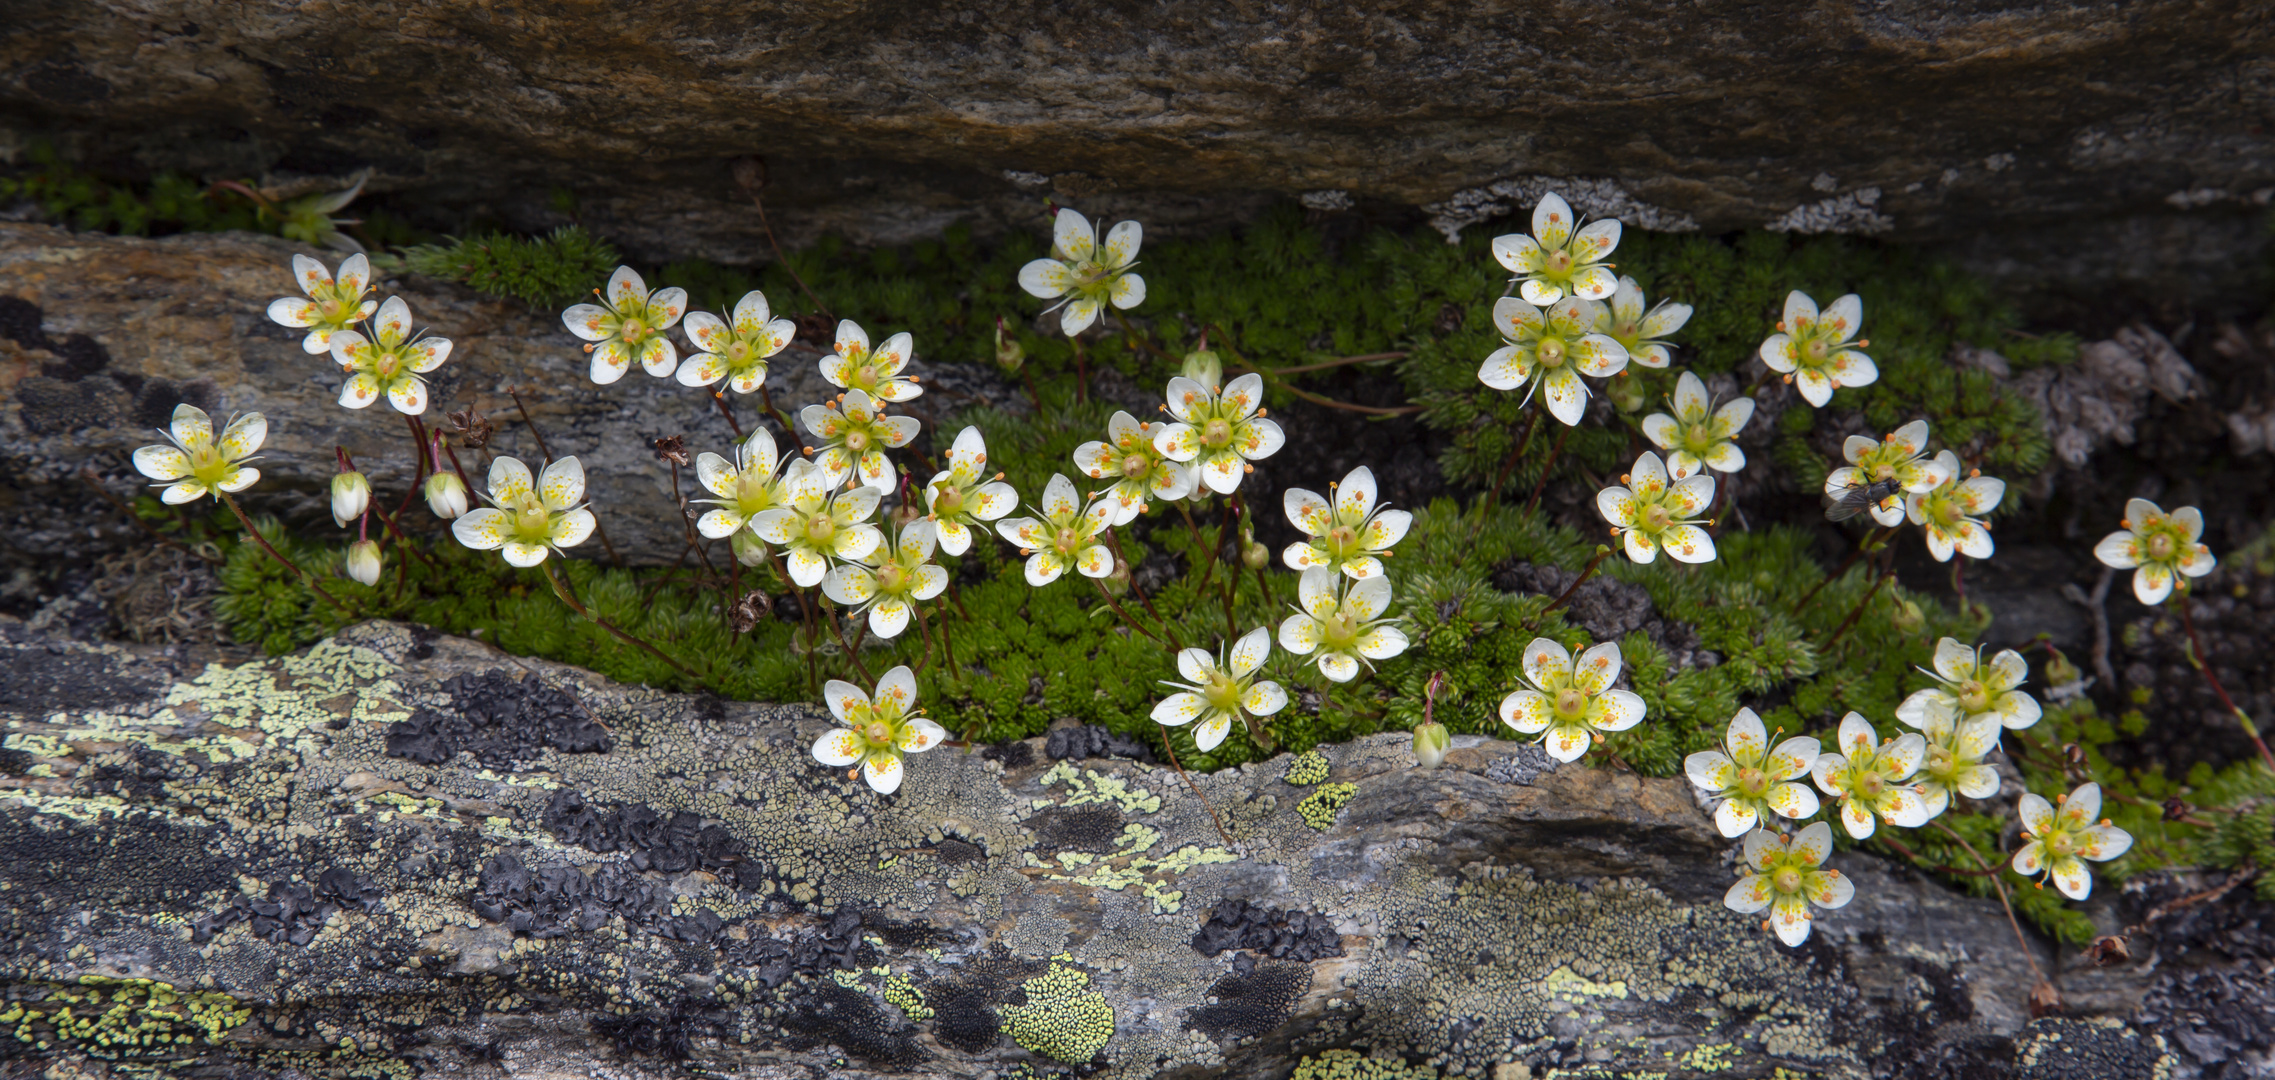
[865,720,894,745]
[2146,533,2176,562]
[1123,453,1151,478]
[514,504,552,541]
[1545,250,1572,275]
[1857,770,1885,798]
[1957,679,1992,714]
[1203,672,1244,713]
[1537,337,1567,369]
[1804,338,1830,363]
[1735,766,1768,797]
[1054,526,1080,552]
[877,563,908,594]
[934,485,965,515]
[621,317,649,342]
[1203,418,1233,449]
[845,428,871,452]
[1326,524,1360,556]
[1642,504,1673,531]
[1774,867,1803,894]
[1554,687,1588,720]
[806,514,837,544]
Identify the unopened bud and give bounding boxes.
[424,472,469,520]
[2044,647,2082,688]
[1606,373,1646,413]
[345,539,383,586]
[331,471,371,527]
[1243,541,1270,570]
[1891,597,1924,631]
[1412,721,1451,770]
[730,530,768,568]
[994,317,1025,373]
[1181,349,1222,389]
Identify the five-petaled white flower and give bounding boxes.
[2093,498,2217,605]
[802,389,920,494]
[750,460,883,587]
[823,521,950,639]
[1017,209,1145,336]
[1277,568,1409,683]
[1076,410,1194,524]
[995,473,1117,587]
[1281,466,1413,580]
[923,426,1019,556]
[450,456,598,568]
[133,404,266,505]
[1491,192,1620,306]
[1906,453,2003,562]
[678,290,796,394]
[1724,822,1854,947]
[266,253,376,355]
[1759,290,1877,408]
[1908,712,2004,819]
[2011,782,2133,901]
[1896,637,2042,734]
[1154,373,1286,494]
[1811,713,1930,839]
[822,319,921,402]
[1685,708,1822,838]
[563,266,689,384]
[327,296,452,414]
[1151,628,1288,753]
[1498,637,1647,763]
[1597,451,1717,564]
[1823,420,1955,527]
[1594,275,1691,369]
[811,666,945,795]
[1641,372,1755,480]
[693,429,789,543]
[1478,295,1630,427]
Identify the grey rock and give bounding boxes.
[0,617,2261,1078]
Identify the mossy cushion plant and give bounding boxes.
[137,191,2267,964]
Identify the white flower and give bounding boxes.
[132,404,265,505]
[1895,637,2042,733]
[1153,373,1286,494]
[450,456,598,568]
[1821,421,1954,527]
[2011,782,2133,901]
[994,474,1116,587]
[1281,466,1413,580]
[801,389,920,494]
[923,426,1019,556]
[1684,708,1821,838]
[1497,637,1647,762]
[330,470,371,527]
[2093,498,2217,605]
[1490,192,1620,306]
[1150,628,1288,753]
[694,428,789,542]
[1277,568,1409,682]
[562,266,689,384]
[1075,410,1193,524]
[1909,713,2004,819]
[1596,451,1716,564]
[423,471,469,520]
[1905,453,2003,562]
[677,290,796,394]
[1640,372,1754,480]
[1017,209,1145,336]
[821,319,921,403]
[823,521,950,640]
[345,539,383,586]
[1810,713,1931,839]
[1724,822,1854,947]
[1593,275,1691,368]
[811,665,945,795]
[1478,295,1630,426]
[750,460,883,588]
[1759,291,1877,408]
[266,253,376,355]
[327,295,452,414]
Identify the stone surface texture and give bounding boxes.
[4,1,2273,298]
[0,618,2262,1078]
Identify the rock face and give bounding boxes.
[0,617,2265,1078]
[0,222,1025,569]
[4,1,2272,298]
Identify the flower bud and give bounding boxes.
[1891,597,1924,632]
[1242,541,1270,570]
[994,317,1025,373]
[730,530,768,568]
[345,539,383,586]
[1412,721,1451,770]
[1606,371,1645,413]
[2044,648,2082,689]
[424,472,469,520]
[331,471,371,527]
[1181,349,1222,389]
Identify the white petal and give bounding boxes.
[813,728,863,767]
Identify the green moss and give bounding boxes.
[0,142,261,237]
[998,956,1114,1064]
[402,226,621,307]
[1286,750,1331,786]
[1299,783,1358,830]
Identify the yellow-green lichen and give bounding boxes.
[999,955,1114,1064]
[1023,821,1236,914]
[1292,1048,1442,1080]
[1285,750,1331,786]
[4,977,250,1058]
[1299,782,1357,829]
[1543,965,1629,1001]
[1036,762,1163,814]
[882,975,933,1021]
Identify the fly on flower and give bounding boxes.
[1821,421,1953,526]
[1906,453,2004,562]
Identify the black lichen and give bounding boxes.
[194,881,339,946]
[781,983,926,1067]
[1192,898,1345,962]
[1186,954,1312,1043]
[472,851,672,938]
[591,1001,720,1061]
[1045,723,1156,764]
[384,670,611,767]
[1029,804,1127,854]
[539,788,749,875]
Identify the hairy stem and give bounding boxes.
[2176,594,2275,773]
